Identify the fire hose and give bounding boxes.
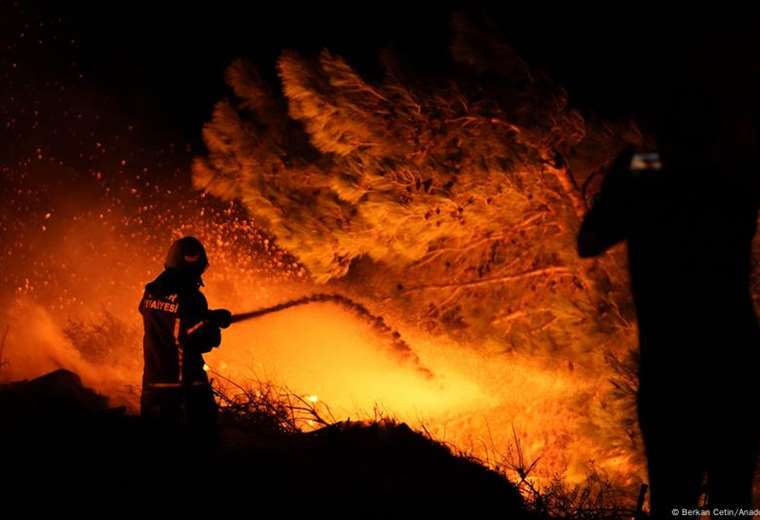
[221,293,434,379]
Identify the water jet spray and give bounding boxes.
[226,293,434,379]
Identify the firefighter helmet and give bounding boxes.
[164,236,208,276]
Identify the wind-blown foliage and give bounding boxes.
[194,17,638,357]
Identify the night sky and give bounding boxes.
[4,2,760,166]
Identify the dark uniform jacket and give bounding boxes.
[139,269,221,389]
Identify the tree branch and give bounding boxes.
[404,266,574,292]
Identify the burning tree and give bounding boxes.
[195,17,638,359]
[194,15,646,488]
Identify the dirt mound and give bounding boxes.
[1,370,527,508]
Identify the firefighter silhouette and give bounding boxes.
[139,236,231,443]
[578,82,760,514]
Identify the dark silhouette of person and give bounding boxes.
[139,236,232,445]
[578,62,760,514]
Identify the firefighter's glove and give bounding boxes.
[208,308,233,329]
